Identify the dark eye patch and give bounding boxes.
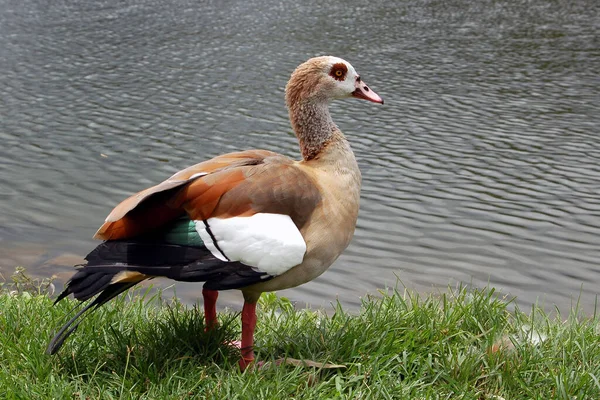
[329,63,348,81]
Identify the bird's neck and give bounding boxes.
[288,100,338,161]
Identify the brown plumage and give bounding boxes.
[95,150,279,239]
[48,55,383,370]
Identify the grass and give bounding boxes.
[1,270,599,399]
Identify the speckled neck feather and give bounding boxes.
[285,58,338,161]
[287,101,336,160]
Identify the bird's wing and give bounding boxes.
[95,149,322,276]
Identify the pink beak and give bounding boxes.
[351,77,383,104]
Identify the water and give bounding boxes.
[1,0,599,312]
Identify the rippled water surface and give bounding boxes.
[1,0,599,312]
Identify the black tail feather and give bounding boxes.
[47,282,137,355]
[69,273,114,302]
[54,240,215,302]
[48,239,273,354]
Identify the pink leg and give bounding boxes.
[239,301,257,371]
[202,288,219,331]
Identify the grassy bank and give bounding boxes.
[1,273,599,399]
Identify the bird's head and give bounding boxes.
[285,56,383,108]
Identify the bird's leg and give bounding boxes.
[239,299,258,371]
[202,288,219,331]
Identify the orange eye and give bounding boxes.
[329,63,348,81]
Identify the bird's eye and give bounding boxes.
[329,63,348,81]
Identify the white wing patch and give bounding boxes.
[194,213,307,276]
[188,172,208,180]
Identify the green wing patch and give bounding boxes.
[158,218,204,247]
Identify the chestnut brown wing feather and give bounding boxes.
[95,151,321,240]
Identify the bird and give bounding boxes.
[47,55,383,370]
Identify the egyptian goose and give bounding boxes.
[47,56,383,370]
